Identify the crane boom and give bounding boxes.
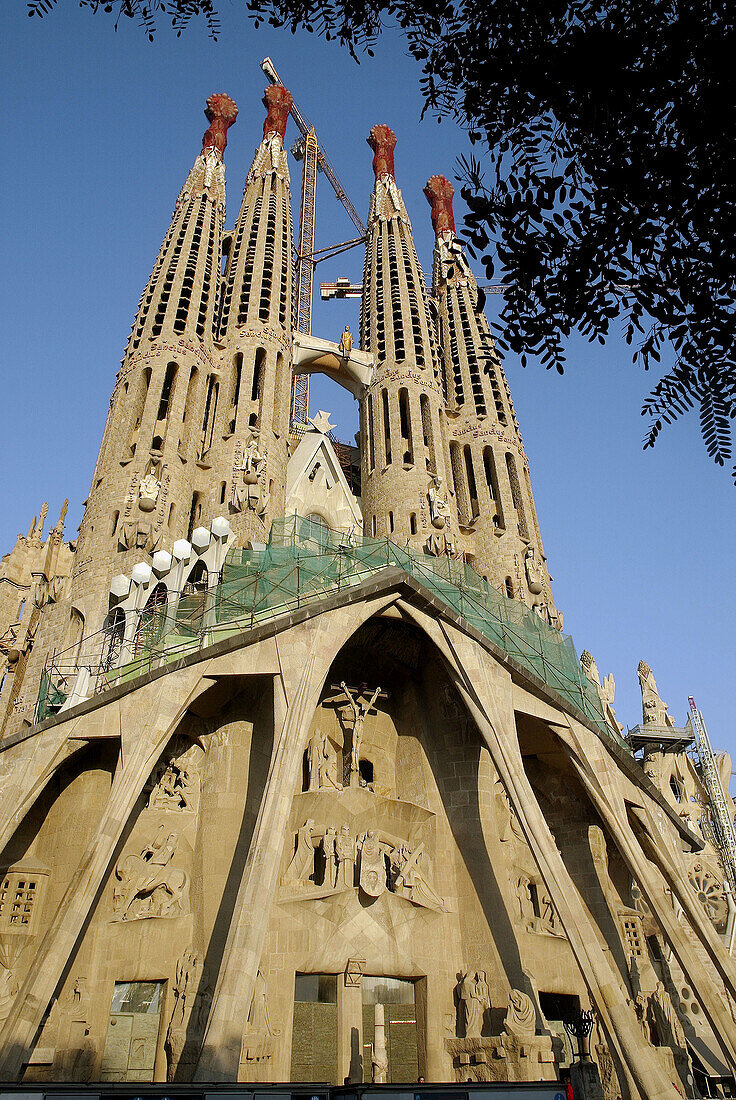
[261,57,366,235]
[689,695,736,894]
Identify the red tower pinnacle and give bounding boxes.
[424,175,456,237]
[262,84,293,140]
[367,125,397,180]
[201,93,238,158]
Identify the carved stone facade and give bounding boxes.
[0,85,734,1099]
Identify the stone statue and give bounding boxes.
[648,981,686,1050]
[335,824,355,889]
[495,778,525,845]
[244,967,279,1063]
[323,826,338,889]
[165,948,199,1080]
[457,971,490,1038]
[503,989,537,1043]
[638,660,675,727]
[428,475,450,529]
[285,820,315,884]
[113,825,188,920]
[308,730,340,791]
[358,829,388,897]
[338,325,353,359]
[524,546,543,595]
[138,468,161,512]
[340,682,383,776]
[233,434,267,513]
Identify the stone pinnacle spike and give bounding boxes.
[201,93,238,158]
[424,174,456,237]
[367,125,397,180]
[262,84,292,140]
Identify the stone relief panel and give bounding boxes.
[513,872,564,938]
[281,819,445,911]
[112,824,189,922]
[147,738,203,814]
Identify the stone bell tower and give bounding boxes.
[359,127,459,556]
[425,175,559,623]
[71,93,238,623]
[217,84,295,546]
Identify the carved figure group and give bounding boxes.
[113,825,188,921]
[515,873,563,938]
[149,760,195,811]
[457,971,491,1038]
[283,821,444,910]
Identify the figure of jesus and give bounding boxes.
[340,682,382,776]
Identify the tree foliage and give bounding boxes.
[30,0,736,477]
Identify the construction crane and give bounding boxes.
[689,695,736,895]
[321,279,512,300]
[261,57,367,426]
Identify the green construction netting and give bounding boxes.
[36,515,622,746]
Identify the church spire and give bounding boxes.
[359,127,459,557]
[425,175,560,625]
[214,85,295,545]
[124,93,237,354]
[67,95,238,632]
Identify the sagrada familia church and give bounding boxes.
[0,83,735,1100]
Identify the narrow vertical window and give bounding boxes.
[420,394,436,472]
[398,388,414,465]
[388,511,394,533]
[249,347,265,429]
[505,452,529,539]
[179,366,198,455]
[463,445,479,521]
[409,513,417,534]
[483,447,504,529]
[382,389,392,465]
[200,376,219,458]
[156,362,177,422]
[228,352,243,434]
[450,440,469,524]
[505,576,514,599]
[187,492,201,540]
[367,393,375,471]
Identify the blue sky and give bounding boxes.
[2,2,734,757]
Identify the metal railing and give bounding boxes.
[35,516,616,745]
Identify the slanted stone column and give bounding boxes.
[410,618,678,1100]
[0,663,213,1080]
[560,720,736,1073]
[194,595,399,1081]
